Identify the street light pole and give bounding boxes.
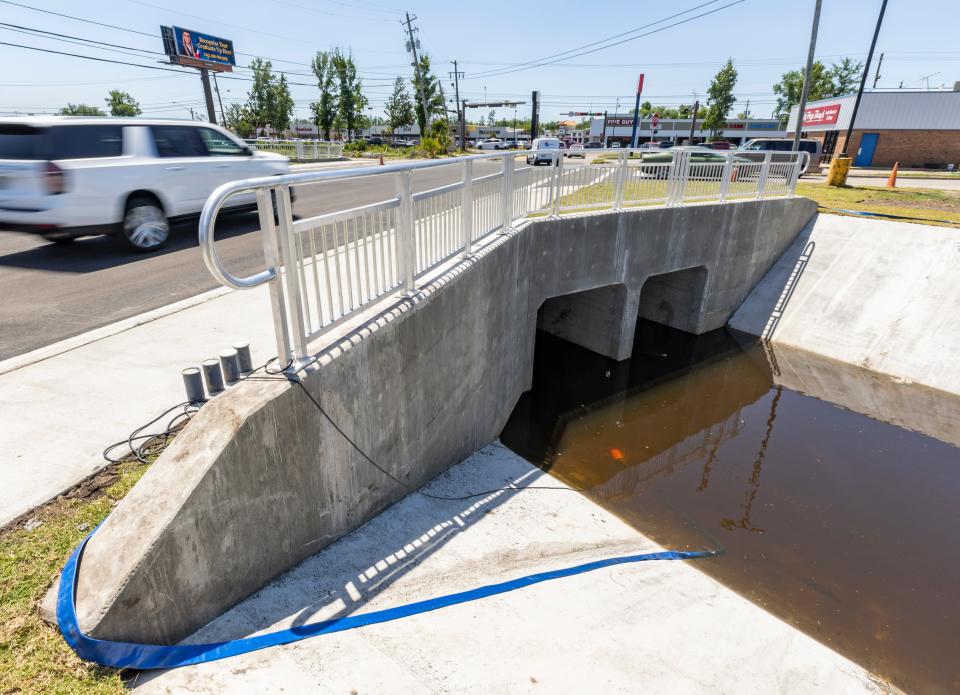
[403,12,432,139]
[840,0,889,157]
[793,0,823,151]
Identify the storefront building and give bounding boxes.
[588,115,785,146]
[787,89,960,169]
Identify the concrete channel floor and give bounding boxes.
[133,443,894,695]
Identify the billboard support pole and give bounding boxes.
[793,0,822,151]
[200,68,217,125]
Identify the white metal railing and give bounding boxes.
[200,147,808,367]
[244,139,344,160]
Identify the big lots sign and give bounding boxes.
[802,103,841,126]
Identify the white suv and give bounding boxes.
[0,117,289,251]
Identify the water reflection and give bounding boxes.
[501,321,960,694]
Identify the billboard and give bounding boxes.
[802,103,841,126]
[171,26,235,69]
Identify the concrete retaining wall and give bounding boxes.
[730,214,960,396]
[72,197,817,643]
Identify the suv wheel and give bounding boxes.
[123,198,169,252]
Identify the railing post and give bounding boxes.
[719,154,733,202]
[395,170,416,292]
[550,150,564,218]
[461,159,474,256]
[272,186,308,362]
[295,141,305,161]
[757,151,772,199]
[501,154,514,233]
[613,150,628,211]
[255,188,292,366]
[788,152,806,195]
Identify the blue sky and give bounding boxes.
[1,0,958,123]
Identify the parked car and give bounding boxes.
[390,139,414,148]
[704,140,733,150]
[584,142,603,149]
[639,142,661,150]
[566,143,586,158]
[526,137,561,165]
[738,138,821,175]
[0,117,290,251]
[610,142,622,148]
[476,138,504,150]
[365,136,386,145]
[635,146,749,178]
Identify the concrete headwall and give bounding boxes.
[730,214,960,396]
[72,197,817,644]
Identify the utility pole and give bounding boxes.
[212,71,226,127]
[744,99,750,118]
[200,68,217,124]
[840,0,888,157]
[403,12,432,139]
[793,0,822,151]
[688,99,699,144]
[872,52,884,89]
[530,90,540,140]
[449,60,465,150]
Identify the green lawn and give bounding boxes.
[0,460,156,694]
[796,182,960,227]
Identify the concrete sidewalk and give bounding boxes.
[0,284,278,526]
[134,444,892,694]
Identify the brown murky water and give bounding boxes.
[501,322,960,694]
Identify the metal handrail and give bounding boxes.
[199,146,808,366]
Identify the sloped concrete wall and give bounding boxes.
[73,196,817,644]
[730,214,960,396]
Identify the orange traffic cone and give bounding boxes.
[379,153,384,166]
[886,161,899,188]
[730,165,739,182]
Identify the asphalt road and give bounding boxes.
[0,159,507,360]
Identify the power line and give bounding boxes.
[465,0,746,80]
[269,0,398,22]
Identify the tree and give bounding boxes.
[829,57,863,96]
[105,90,141,117]
[639,101,653,117]
[246,58,276,133]
[60,103,105,116]
[772,58,863,120]
[224,103,254,138]
[332,49,365,140]
[310,51,338,140]
[269,74,294,135]
[488,109,496,125]
[385,76,414,133]
[703,58,738,138]
[410,54,444,136]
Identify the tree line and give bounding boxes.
[59,90,141,117]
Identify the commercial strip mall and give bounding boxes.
[587,116,785,146]
[787,89,960,169]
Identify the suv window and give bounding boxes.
[51,125,123,159]
[198,128,248,156]
[151,126,207,158]
[0,124,44,159]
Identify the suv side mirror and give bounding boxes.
[241,145,254,156]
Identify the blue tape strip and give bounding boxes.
[58,530,713,671]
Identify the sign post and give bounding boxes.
[629,73,644,149]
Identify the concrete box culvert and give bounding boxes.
[59,197,817,644]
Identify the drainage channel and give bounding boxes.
[500,320,960,695]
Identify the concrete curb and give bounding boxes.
[0,285,234,376]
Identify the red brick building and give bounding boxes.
[787,90,960,169]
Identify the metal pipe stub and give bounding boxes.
[181,367,206,404]
[232,341,253,374]
[219,348,241,384]
[202,359,224,395]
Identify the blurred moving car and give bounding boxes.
[390,139,415,148]
[639,142,661,150]
[738,138,821,175]
[704,140,733,150]
[526,137,561,165]
[636,146,750,178]
[566,143,586,158]
[0,117,289,251]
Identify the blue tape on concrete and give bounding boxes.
[58,530,713,671]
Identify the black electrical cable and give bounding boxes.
[102,401,198,464]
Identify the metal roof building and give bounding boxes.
[787,90,960,168]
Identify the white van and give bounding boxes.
[0,117,290,251]
[526,137,561,166]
